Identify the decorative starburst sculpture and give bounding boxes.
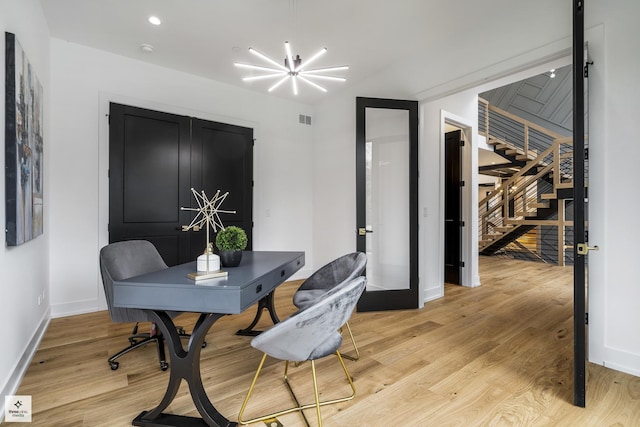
[181,188,236,252]
[234,41,348,95]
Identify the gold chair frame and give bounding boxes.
[238,351,356,427]
[340,322,360,361]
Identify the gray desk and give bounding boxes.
[113,251,305,427]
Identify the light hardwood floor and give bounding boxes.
[8,257,640,426]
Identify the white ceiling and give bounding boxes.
[38,0,572,106]
[40,0,434,105]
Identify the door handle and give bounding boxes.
[576,243,599,255]
[358,227,373,236]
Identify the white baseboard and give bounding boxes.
[0,308,50,423]
[600,347,640,378]
[423,286,443,303]
[50,299,101,319]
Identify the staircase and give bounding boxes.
[478,98,575,266]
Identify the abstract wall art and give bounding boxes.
[5,32,44,246]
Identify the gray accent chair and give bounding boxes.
[292,252,367,360]
[238,276,367,427]
[99,240,189,371]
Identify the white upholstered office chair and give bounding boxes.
[292,252,367,360]
[238,276,367,427]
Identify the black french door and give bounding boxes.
[355,97,419,311]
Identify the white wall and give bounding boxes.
[0,0,51,410]
[48,39,315,317]
[584,0,640,376]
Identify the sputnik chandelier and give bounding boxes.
[234,41,348,95]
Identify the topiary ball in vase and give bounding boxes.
[215,226,247,267]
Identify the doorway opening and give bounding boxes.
[440,113,474,289]
[477,64,576,267]
[444,126,463,285]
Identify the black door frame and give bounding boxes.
[355,97,419,311]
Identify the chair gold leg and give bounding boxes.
[336,351,357,400]
[238,351,356,426]
[283,361,312,427]
[238,353,268,425]
[311,360,322,427]
[340,321,360,361]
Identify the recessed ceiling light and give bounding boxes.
[140,43,154,53]
[148,16,161,26]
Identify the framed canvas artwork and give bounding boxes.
[5,32,44,246]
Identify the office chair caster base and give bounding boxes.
[110,361,120,370]
[160,361,169,371]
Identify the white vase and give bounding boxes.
[197,253,220,272]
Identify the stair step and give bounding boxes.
[516,149,538,161]
[505,148,523,155]
[494,226,514,232]
[531,202,549,209]
[541,193,557,200]
[482,233,503,240]
[515,211,538,217]
[556,182,573,189]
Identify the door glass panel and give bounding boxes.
[365,107,410,291]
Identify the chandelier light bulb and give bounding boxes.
[249,48,289,72]
[295,47,327,72]
[243,74,285,82]
[298,75,327,92]
[301,65,349,74]
[235,63,287,74]
[299,73,346,82]
[269,76,290,92]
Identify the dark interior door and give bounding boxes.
[190,118,253,259]
[108,103,191,265]
[356,97,419,311]
[109,103,253,266]
[445,130,462,285]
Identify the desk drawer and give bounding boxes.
[241,253,305,310]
